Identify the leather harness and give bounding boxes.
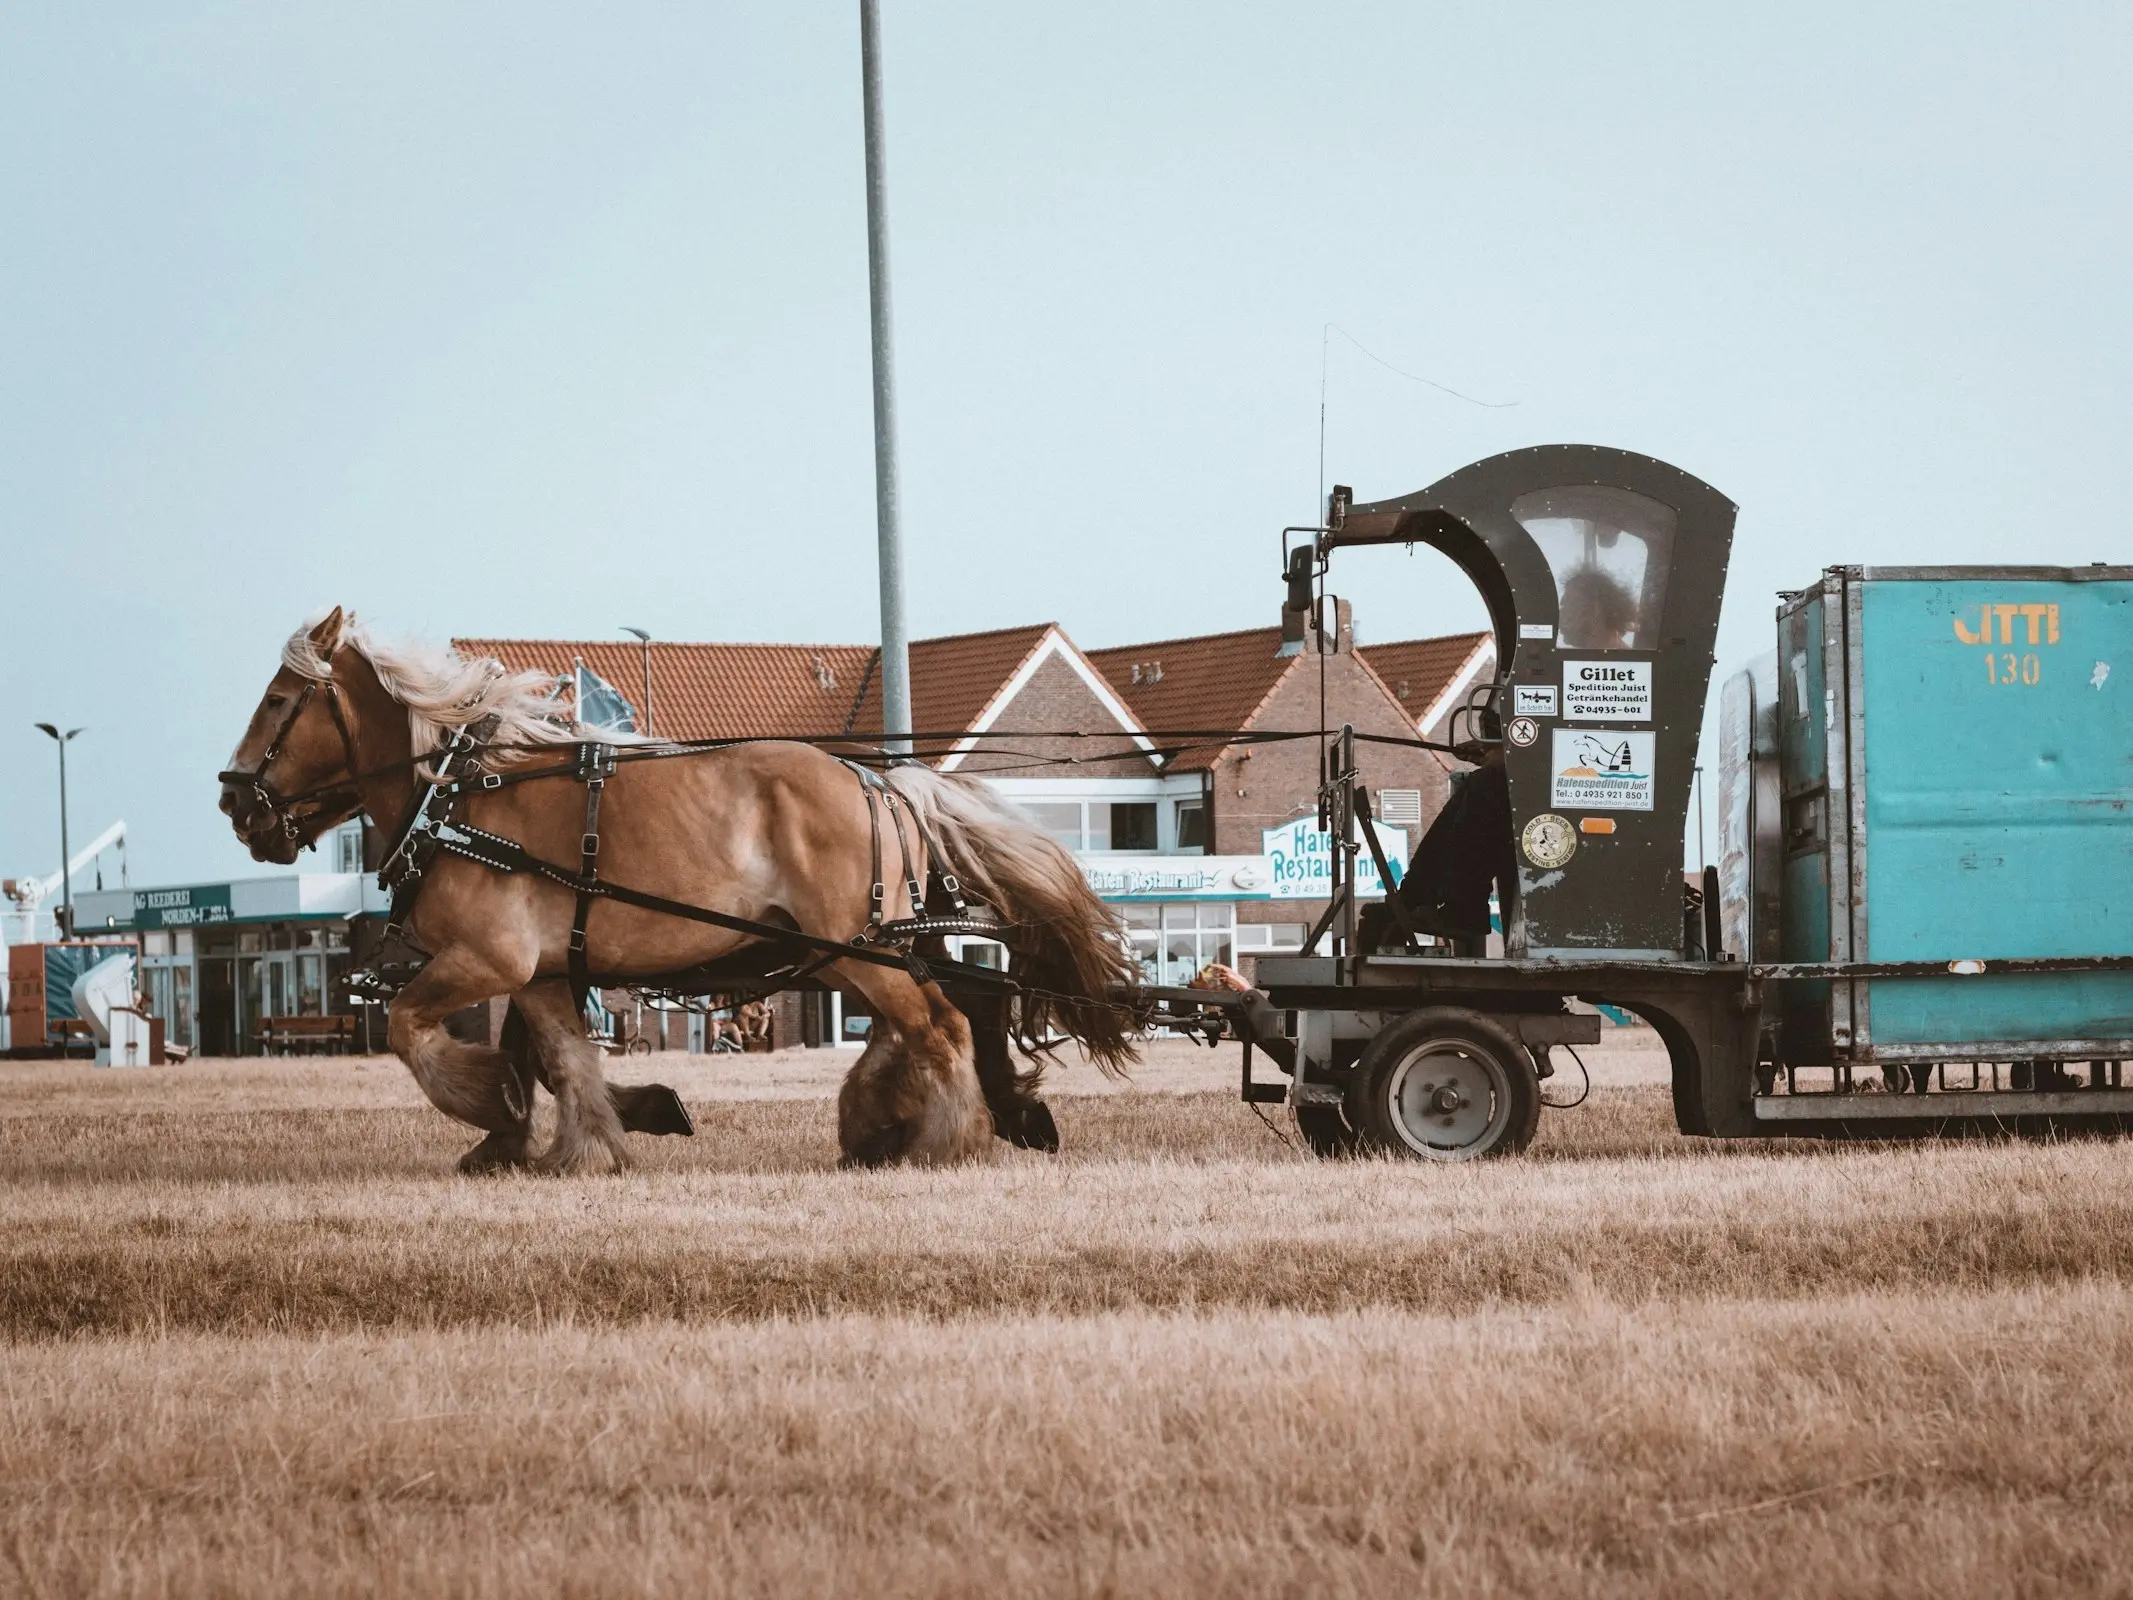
[373,723,1013,1011]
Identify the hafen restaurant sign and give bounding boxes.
[1079,856,1273,901]
[1261,819,1407,901]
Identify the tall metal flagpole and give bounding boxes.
[35,723,81,938]
[860,0,912,758]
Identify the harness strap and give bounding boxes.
[377,725,483,950]
[569,741,616,1010]
[858,776,886,941]
[880,789,927,922]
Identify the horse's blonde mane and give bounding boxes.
[282,611,640,771]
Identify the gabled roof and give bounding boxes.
[1356,631,1493,730]
[841,624,1055,744]
[1084,626,1295,770]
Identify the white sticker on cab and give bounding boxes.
[1550,729,1655,812]
[1562,661,1652,721]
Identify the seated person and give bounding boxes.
[1362,711,1517,954]
[1558,564,1638,651]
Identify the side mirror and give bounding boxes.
[1279,546,1315,655]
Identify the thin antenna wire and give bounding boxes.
[1318,323,1330,516]
[1326,323,1519,409]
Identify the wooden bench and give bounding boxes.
[260,1014,356,1056]
[48,1018,97,1059]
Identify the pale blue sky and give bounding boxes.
[5,2,2128,883]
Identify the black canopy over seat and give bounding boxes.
[1321,445,1736,958]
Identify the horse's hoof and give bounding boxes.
[457,1130,531,1174]
[530,1145,609,1177]
[1010,1100,1060,1154]
[610,1082,695,1137]
[838,1124,906,1169]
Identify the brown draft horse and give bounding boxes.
[218,609,1138,1172]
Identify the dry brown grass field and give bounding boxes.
[5,1033,2133,1597]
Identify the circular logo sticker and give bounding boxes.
[1507,716,1539,748]
[1520,812,1577,870]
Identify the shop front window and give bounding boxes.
[1160,902,1234,984]
[1122,905,1161,985]
[239,957,263,1051]
[297,953,325,1015]
[146,964,195,1048]
[1511,484,1677,650]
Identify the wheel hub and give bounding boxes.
[1390,1045,1507,1156]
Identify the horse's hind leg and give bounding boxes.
[962,990,1059,1154]
[386,950,535,1172]
[512,981,630,1174]
[835,965,989,1167]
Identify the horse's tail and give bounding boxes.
[885,765,1141,1074]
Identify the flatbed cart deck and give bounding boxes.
[1225,953,2133,1157]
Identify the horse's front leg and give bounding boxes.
[386,948,536,1173]
[500,998,696,1139]
[511,980,631,1174]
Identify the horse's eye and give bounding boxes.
[265,694,288,709]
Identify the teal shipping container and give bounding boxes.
[1765,566,2133,1064]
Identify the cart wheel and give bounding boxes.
[1352,1009,1539,1161]
[626,1036,653,1057]
[1293,1101,1363,1159]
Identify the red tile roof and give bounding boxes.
[450,624,1470,770]
[1356,632,1492,726]
[1085,627,1291,730]
[455,625,1062,757]
[1085,626,1301,771]
[454,638,879,741]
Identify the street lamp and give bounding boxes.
[33,723,83,938]
[619,627,653,736]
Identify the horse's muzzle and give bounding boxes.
[220,779,300,863]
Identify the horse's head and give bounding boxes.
[219,607,366,864]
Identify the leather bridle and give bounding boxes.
[217,675,366,849]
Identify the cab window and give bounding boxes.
[1511,485,1678,649]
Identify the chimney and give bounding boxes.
[1333,598,1354,653]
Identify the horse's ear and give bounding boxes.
[308,607,346,657]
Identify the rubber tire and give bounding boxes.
[1351,1008,1540,1162]
[1293,1100,1364,1159]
